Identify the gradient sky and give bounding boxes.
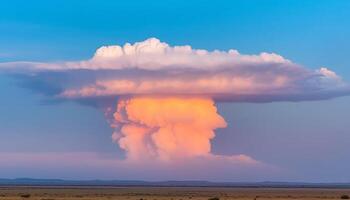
[1,0,350,182]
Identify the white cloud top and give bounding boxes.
[86,37,290,70]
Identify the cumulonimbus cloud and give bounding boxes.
[1,38,349,178]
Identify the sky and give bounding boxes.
[1,0,350,182]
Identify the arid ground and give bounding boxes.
[0,186,350,200]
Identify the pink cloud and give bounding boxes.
[0,152,278,181]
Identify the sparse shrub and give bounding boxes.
[341,195,350,199]
[208,197,220,200]
[20,194,31,198]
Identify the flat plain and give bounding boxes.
[0,186,350,200]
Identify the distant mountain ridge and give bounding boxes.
[1,178,350,188]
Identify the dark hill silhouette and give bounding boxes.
[1,178,350,188]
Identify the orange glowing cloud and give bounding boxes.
[110,96,228,162]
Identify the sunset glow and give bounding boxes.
[1,0,350,182]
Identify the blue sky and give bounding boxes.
[1,0,350,181]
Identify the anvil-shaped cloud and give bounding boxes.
[1,38,349,179]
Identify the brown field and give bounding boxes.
[0,186,350,200]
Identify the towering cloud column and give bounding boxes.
[110,96,227,162]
